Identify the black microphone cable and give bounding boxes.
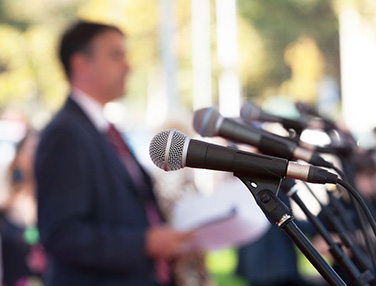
[301,181,376,275]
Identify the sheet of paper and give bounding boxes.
[172,177,270,251]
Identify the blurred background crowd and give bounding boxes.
[1,0,376,285]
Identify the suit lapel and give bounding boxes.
[65,97,153,200]
[65,97,139,193]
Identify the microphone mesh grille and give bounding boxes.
[149,129,188,171]
[149,129,169,169]
[240,102,260,122]
[193,107,220,137]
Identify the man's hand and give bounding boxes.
[146,226,195,259]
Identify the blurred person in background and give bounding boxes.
[352,150,376,216]
[349,149,376,250]
[0,129,47,286]
[35,20,194,286]
[313,149,376,285]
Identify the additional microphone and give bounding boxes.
[149,129,338,185]
[193,107,333,169]
[240,101,307,134]
[295,101,337,131]
[294,102,356,154]
[241,102,354,156]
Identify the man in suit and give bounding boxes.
[35,20,192,286]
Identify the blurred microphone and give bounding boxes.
[193,107,333,169]
[241,101,307,134]
[296,102,357,154]
[295,101,337,131]
[241,101,335,132]
[241,102,354,156]
[149,129,338,185]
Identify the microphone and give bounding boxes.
[149,129,338,185]
[193,107,333,169]
[295,102,337,131]
[241,101,337,132]
[240,101,307,134]
[241,103,354,156]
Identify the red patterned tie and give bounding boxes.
[106,124,145,188]
[105,124,171,285]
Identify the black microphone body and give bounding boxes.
[193,107,333,169]
[219,117,298,160]
[241,103,355,156]
[241,102,307,134]
[295,102,338,131]
[242,101,336,132]
[186,139,287,179]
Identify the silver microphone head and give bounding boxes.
[149,129,190,171]
[192,107,222,137]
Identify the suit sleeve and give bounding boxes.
[35,123,151,275]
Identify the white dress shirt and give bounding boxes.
[70,87,110,133]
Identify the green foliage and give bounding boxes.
[0,0,82,122]
[0,0,348,123]
[237,0,340,99]
[206,248,248,286]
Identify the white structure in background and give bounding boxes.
[191,0,214,194]
[216,0,241,117]
[147,0,242,194]
[339,6,376,138]
[146,0,178,128]
[160,0,178,114]
[146,71,170,128]
[192,0,212,110]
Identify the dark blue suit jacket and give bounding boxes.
[35,97,160,286]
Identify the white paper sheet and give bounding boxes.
[172,177,270,251]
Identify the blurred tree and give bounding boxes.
[237,0,340,102]
[0,25,31,106]
[0,0,345,126]
[281,36,324,102]
[237,15,267,101]
[0,0,84,124]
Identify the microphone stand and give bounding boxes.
[303,182,375,280]
[273,110,376,275]
[295,125,376,274]
[283,179,374,286]
[339,155,376,273]
[322,149,376,274]
[236,174,347,286]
